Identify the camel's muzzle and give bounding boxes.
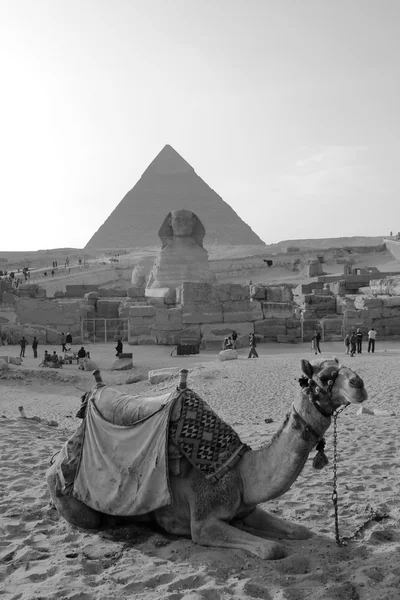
[349,375,364,390]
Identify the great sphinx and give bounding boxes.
[146,209,216,289]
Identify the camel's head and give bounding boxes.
[300,357,367,416]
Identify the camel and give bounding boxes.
[47,357,367,560]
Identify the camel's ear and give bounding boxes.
[333,356,339,364]
[301,359,313,379]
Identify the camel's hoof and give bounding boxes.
[268,542,286,560]
[257,542,286,560]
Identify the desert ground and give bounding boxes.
[1,341,400,600]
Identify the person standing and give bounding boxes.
[350,332,357,357]
[66,332,72,346]
[368,328,377,353]
[344,332,351,354]
[312,330,322,354]
[115,339,123,356]
[231,330,238,349]
[19,336,28,358]
[356,328,363,354]
[32,336,38,358]
[248,332,259,358]
[60,332,67,352]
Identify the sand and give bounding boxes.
[1,342,400,600]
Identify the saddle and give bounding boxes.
[53,378,249,517]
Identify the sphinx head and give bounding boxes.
[158,209,206,248]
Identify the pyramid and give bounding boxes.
[85,145,265,250]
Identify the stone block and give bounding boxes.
[213,283,249,302]
[148,367,180,384]
[249,285,266,300]
[96,300,120,318]
[321,319,343,331]
[112,357,133,371]
[99,288,127,297]
[382,307,400,318]
[183,309,223,324]
[8,356,23,365]
[84,292,99,300]
[129,325,152,336]
[147,297,168,308]
[222,310,262,323]
[353,296,383,310]
[254,319,287,335]
[127,287,146,298]
[218,349,238,361]
[261,302,293,319]
[145,287,176,303]
[154,309,183,331]
[181,282,215,305]
[382,296,400,307]
[286,318,301,329]
[2,292,16,304]
[359,308,382,319]
[266,286,294,303]
[129,305,156,317]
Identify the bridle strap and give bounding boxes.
[308,367,342,417]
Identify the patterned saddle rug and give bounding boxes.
[170,389,249,483]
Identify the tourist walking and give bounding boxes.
[344,332,351,354]
[368,328,377,353]
[78,346,87,370]
[350,332,357,357]
[311,330,322,355]
[231,330,238,349]
[115,339,123,356]
[248,333,259,358]
[60,332,67,352]
[32,336,38,358]
[356,328,363,354]
[19,336,28,358]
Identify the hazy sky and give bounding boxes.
[1,0,399,250]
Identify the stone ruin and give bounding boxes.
[3,209,400,349]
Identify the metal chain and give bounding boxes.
[331,404,349,546]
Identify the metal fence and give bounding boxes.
[81,318,129,343]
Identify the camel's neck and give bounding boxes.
[239,391,331,505]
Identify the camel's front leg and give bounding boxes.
[191,518,286,560]
[238,506,312,540]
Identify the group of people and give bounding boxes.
[344,327,377,356]
[222,331,238,350]
[222,331,258,358]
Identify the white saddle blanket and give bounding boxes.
[73,388,176,516]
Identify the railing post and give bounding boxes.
[104,318,107,343]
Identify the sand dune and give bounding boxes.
[1,348,400,600]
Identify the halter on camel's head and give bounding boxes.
[298,357,367,418]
